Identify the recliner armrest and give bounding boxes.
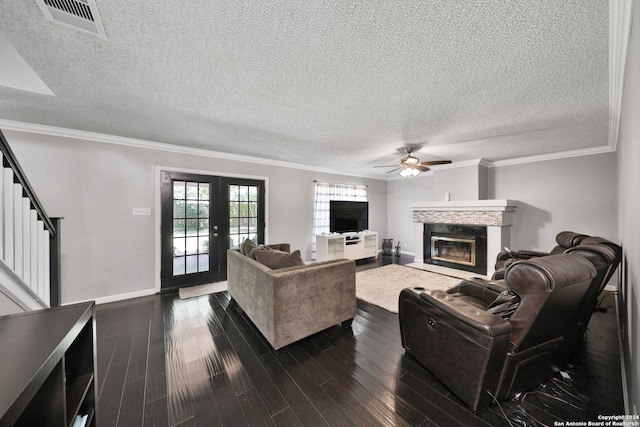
[399,288,512,411]
[514,249,550,258]
[449,278,507,308]
[418,290,512,336]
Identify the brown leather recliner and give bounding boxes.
[453,237,621,371]
[399,254,596,412]
[492,231,588,279]
[552,241,619,368]
[579,236,622,286]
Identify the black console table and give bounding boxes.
[0,302,97,427]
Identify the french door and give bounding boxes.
[160,171,264,291]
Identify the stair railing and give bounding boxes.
[0,129,59,311]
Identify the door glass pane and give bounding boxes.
[171,179,211,277]
[185,236,198,255]
[173,238,185,256]
[173,200,185,218]
[199,184,209,200]
[198,220,209,235]
[173,257,185,276]
[198,237,209,253]
[198,254,209,272]
[173,181,186,200]
[229,184,260,249]
[229,185,239,201]
[186,182,199,199]
[199,201,209,218]
[185,255,198,274]
[173,219,186,237]
[186,201,198,218]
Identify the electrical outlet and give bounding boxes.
[132,207,151,216]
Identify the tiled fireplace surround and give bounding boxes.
[411,200,518,277]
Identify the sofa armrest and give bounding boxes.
[269,259,356,348]
[399,288,511,412]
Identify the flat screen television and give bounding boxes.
[329,201,369,233]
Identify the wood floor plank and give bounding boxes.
[144,395,169,427]
[144,336,167,404]
[271,407,304,427]
[116,378,145,427]
[304,339,426,427]
[230,341,289,416]
[284,358,356,426]
[237,387,276,426]
[258,351,330,427]
[94,256,625,426]
[186,373,221,427]
[210,371,249,426]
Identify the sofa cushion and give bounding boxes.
[247,245,271,260]
[240,238,257,255]
[255,249,305,269]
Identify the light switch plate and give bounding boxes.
[132,207,151,216]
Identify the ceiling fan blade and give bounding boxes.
[415,165,431,172]
[385,167,402,174]
[420,160,452,166]
[373,164,401,168]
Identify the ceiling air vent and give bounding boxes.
[35,0,106,39]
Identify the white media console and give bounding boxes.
[315,231,378,262]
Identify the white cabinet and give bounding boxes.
[316,231,378,261]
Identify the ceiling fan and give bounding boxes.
[374,147,452,177]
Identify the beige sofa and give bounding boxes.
[227,244,356,350]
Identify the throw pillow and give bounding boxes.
[247,244,271,260]
[255,249,305,269]
[240,238,257,256]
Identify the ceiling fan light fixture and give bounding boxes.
[400,166,420,178]
[374,147,452,177]
[404,155,419,165]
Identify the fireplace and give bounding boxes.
[431,236,476,266]
[424,224,487,275]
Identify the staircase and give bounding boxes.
[0,130,59,313]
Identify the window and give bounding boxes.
[312,181,367,257]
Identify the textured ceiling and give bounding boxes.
[0,1,610,177]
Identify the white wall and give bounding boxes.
[4,130,387,305]
[490,152,618,251]
[386,162,486,254]
[617,0,640,414]
[386,155,616,258]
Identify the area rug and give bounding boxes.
[178,281,228,299]
[355,264,463,313]
[405,262,486,280]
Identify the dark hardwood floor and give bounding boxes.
[95,255,625,426]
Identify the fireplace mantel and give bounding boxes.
[411,199,518,277]
[411,199,517,227]
[410,199,517,212]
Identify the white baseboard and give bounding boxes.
[64,288,158,306]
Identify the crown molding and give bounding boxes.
[609,0,635,151]
[0,118,619,180]
[0,119,384,180]
[489,145,617,168]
